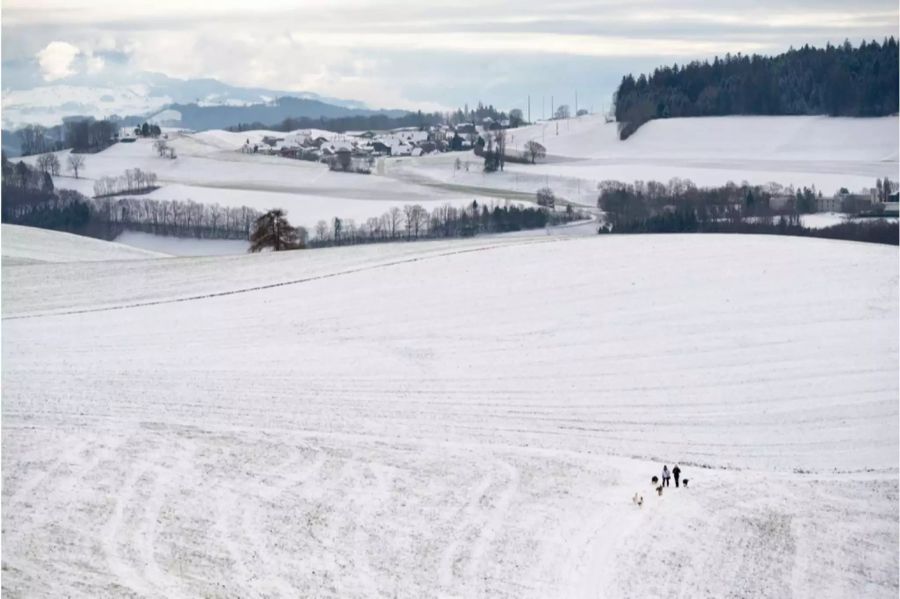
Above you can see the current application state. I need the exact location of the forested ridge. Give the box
[614,38,899,139]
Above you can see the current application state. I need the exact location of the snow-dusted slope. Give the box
[1,224,168,264]
[508,114,899,162]
[25,136,503,230]
[2,234,897,598]
[397,114,899,206]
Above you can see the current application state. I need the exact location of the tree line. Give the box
[307,201,581,248]
[2,152,259,240]
[606,210,897,245]
[597,177,898,244]
[228,100,527,134]
[229,111,446,134]
[615,38,899,138]
[93,168,160,197]
[597,178,831,230]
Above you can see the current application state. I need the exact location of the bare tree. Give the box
[315,220,329,241]
[154,138,169,157]
[554,104,570,119]
[536,187,556,209]
[18,125,47,156]
[36,153,54,174]
[495,129,507,171]
[67,154,85,178]
[525,140,546,164]
[49,153,61,175]
[388,207,402,239]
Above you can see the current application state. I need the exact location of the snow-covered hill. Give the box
[399,114,899,206]
[1,224,168,264]
[19,114,899,250]
[507,114,899,162]
[23,134,509,232]
[2,233,897,597]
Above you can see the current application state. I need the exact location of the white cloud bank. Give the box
[35,41,80,81]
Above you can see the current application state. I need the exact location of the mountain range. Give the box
[1,70,403,131]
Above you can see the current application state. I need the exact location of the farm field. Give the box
[2,226,897,598]
[396,115,900,207]
[24,115,899,237]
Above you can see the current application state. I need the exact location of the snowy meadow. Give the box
[2,226,897,598]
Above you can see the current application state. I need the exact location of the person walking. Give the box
[673,465,681,488]
[662,465,671,487]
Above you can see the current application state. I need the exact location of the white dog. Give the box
[632,492,644,507]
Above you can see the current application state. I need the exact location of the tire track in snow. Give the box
[437,456,520,594]
[3,237,562,321]
[236,451,326,597]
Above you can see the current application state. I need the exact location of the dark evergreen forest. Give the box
[614,39,899,139]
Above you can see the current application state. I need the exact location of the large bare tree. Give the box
[525,140,546,164]
[66,154,85,178]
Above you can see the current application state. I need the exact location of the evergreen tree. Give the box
[249,209,302,252]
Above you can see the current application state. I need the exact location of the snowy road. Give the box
[2,231,898,597]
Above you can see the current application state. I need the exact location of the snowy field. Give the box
[21,114,899,231]
[396,115,899,206]
[1,224,168,264]
[2,228,897,598]
[28,135,506,231]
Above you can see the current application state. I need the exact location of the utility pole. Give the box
[551,95,554,120]
[542,96,545,120]
[527,95,531,124]
[575,91,578,116]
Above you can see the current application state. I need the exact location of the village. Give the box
[236,119,508,173]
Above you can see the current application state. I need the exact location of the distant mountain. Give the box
[0,70,388,130]
[146,97,407,130]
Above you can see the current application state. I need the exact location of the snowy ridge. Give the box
[508,114,899,162]
[1,224,168,264]
[2,233,897,597]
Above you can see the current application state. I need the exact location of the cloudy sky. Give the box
[2,0,898,113]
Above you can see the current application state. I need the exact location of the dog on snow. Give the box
[632,492,643,507]
[683,479,689,488]
[655,484,663,496]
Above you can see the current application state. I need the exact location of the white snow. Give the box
[22,115,898,234]
[401,115,899,205]
[799,212,899,229]
[27,136,514,231]
[1,85,173,129]
[1,224,168,264]
[2,233,897,597]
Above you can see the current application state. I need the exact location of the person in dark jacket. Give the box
[673,465,681,488]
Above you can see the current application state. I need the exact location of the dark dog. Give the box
[683,479,689,488]
[651,476,659,485]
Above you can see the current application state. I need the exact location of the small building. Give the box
[372,141,391,155]
[817,195,842,213]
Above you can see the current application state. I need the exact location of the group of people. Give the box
[660,464,683,488]
[637,464,687,506]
